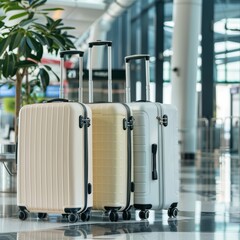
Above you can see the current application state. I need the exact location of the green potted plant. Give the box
[0,0,76,140]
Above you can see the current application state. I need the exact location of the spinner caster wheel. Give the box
[68,213,79,223]
[80,211,90,222]
[122,211,131,220]
[109,211,119,222]
[139,210,149,220]
[38,213,47,219]
[167,207,178,218]
[19,210,28,221]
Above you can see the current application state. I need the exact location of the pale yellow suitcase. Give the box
[88,41,134,222]
[17,51,93,223]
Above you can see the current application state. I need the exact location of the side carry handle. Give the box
[125,54,150,103]
[152,144,158,180]
[59,50,84,102]
[88,40,112,103]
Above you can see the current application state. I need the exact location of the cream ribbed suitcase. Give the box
[125,55,179,220]
[88,41,134,222]
[17,50,93,223]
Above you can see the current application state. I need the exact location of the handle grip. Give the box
[88,40,112,48]
[152,144,158,180]
[60,50,84,58]
[125,54,150,63]
[44,98,69,103]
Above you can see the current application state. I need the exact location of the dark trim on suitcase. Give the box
[122,103,134,212]
[77,102,91,214]
[134,204,152,211]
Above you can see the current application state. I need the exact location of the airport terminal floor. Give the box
[0,152,240,239]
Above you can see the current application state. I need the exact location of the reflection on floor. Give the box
[0,153,240,239]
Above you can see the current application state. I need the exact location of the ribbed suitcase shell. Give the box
[127,102,179,211]
[17,102,93,215]
[89,103,134,211]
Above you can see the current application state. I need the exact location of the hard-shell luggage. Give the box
[125,54,179,219]
[88,41,134,222]
[17,50,93,223]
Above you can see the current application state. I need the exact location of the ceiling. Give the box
[46,0,114,41]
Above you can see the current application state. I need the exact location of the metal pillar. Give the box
[155,0,164,103]
[171,0,202,158]
[201,0,214,121]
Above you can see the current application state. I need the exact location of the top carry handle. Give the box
[125,54,150,103]
[60,50,84,102]
[88,41,112,103]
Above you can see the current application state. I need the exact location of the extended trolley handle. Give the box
[88,40,113,103]
[125,54,150,103]
[59,50,84,102]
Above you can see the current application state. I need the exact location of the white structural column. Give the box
[171,0,202,157]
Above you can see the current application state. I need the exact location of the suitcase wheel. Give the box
[19,210,28,221]
[109,210,119,222]
[80,211,90,222]
[37,213,47,219]
[122,211,131,221]
[68,213,79,223]
[167,207,178,218]
[139,210,149,220]
[167,203,178,218]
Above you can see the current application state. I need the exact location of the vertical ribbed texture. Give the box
[18,103,73,213]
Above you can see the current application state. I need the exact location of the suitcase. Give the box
[125,54,179,219]
[88,41,134,222]
[17,50,93,223]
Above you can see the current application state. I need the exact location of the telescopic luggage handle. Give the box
[125,54,150,103]
[88,40,112,103]
[59,50,84,102]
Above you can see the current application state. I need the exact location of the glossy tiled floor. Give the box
[0,152,240,239]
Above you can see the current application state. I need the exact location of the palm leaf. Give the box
[9,12,28,20]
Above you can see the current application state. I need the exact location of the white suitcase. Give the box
[17,50,93,223]
[125,54,179,219]
[88,41,134,222]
